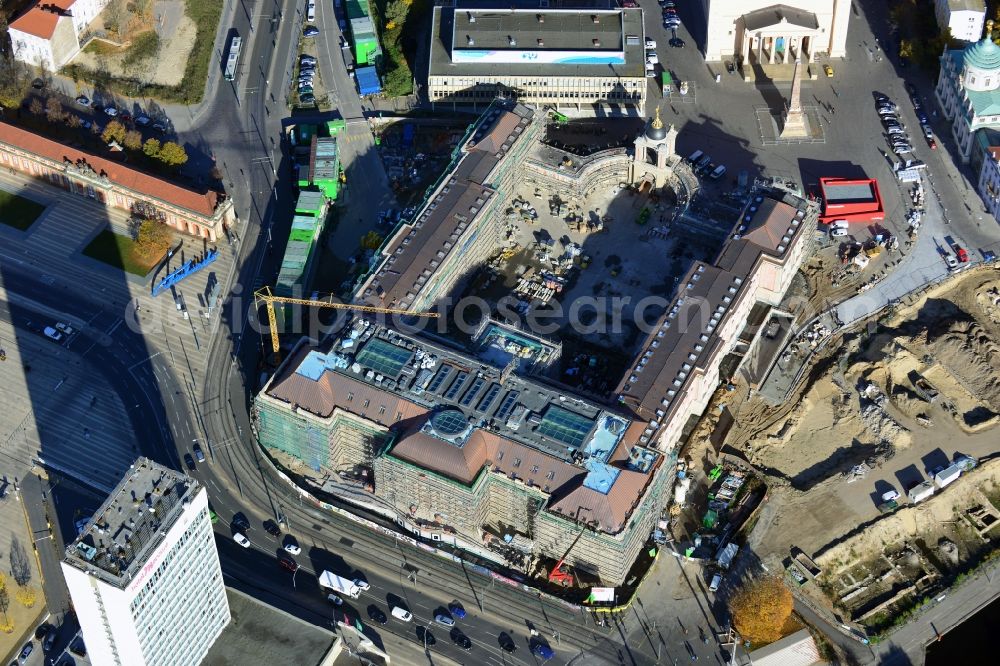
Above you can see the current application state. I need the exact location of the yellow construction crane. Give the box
[253,286,439,358]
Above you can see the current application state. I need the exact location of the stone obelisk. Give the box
[779,56,808,138]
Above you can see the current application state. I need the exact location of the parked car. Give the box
[881,489,900,502]
[103,106,118,117]
[233,532,251,548]
[391,606,413,622]
[709,573,722,592]
[232,512,251,531]
[298,86,314,95]
[926,136,937,150]
[328,593,344,606]
[434,613,455,627]
[669,37,685,48]
[646,52,659,65]
[726,60,735,74]
[831,227,849,237]
[263,520,281,537]
[300,55,317,64]
[299,93,316,104]
[448,602,467,619]
[283,541,301,555]
[184,453,196,471]
[823,64,833,77]
[151,122,167,133]
[954,245,969,262]
[645,38,656,49]
[43,627,57,651]
[278,557,298,572]
[18,642,33,663]
[69,638,86,657]
[43,326,64,342]
[303,25,320,37]
[368,606,388,624]
[75,95,90,107]
[945,254,959,269]
[55,322,75,335]
[135,115,151,126]
[193,442,205,462]
[34,624,52,640]
[307,3,315,21]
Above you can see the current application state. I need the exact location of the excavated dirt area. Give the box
[735,268,1000,560]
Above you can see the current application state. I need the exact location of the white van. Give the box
[391,606,412,622]
[687,150,704,164]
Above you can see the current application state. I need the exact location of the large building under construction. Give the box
[256,322,667,585]
[255,100,818,586]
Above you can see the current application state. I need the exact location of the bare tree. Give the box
[9,536,32,587]
[45,96,64,123]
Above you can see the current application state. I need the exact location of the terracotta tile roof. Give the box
[391,428,493,484]
[265,348,428,425]
[549,467,649,534]
[0,122,222,218]
[742,197,799,253]
[9,0,76,40]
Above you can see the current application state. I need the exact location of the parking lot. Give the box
[634,0,1000,307]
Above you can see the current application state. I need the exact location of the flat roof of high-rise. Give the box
[63,458,199,589]
[429,7,647,79]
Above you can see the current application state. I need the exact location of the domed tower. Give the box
[631,107,678,188]
[962,20,1000,92]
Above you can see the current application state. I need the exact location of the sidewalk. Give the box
[17,470,71,615]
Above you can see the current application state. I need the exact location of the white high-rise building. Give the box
[61,458,230,666]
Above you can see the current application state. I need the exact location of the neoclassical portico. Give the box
[738,6,820,67]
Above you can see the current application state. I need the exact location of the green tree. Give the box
[101,119,127,144]
[360,230,383,250]
[133,219,173,259]
[156,141,188,166]
[729,575,794,645]
[123,129,143,151]
[384,0,412,29]
[142,137,161,158]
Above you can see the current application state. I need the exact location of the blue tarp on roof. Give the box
[356,66,381,96]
